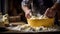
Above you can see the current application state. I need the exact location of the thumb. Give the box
[44,8,50,16]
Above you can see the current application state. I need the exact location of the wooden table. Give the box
[0,22,60,33]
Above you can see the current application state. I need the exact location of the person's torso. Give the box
[30,0,54,15]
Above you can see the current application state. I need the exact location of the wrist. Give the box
[25,9,31,14]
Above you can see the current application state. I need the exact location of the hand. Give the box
[44,8,56,18]
[25,10,31,19]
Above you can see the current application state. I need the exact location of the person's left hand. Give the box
[44,8,56,18]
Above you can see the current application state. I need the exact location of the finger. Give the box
[44,8,50,16]
[25,14,31,19]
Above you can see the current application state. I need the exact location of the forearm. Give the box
[21,0,31,14]
[51,3,60,11]
[22,5,30,13]
[21,5,31,18]
[51,0,60,11]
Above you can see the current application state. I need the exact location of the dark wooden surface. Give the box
[1,30,60,33]
[0,21,60,33]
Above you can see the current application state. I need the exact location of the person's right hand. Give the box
[25,10,31,19]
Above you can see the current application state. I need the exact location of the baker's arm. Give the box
[44,0,60,18]
[21,0,31,14]
[51,0,60,11]
[21,0,31,18]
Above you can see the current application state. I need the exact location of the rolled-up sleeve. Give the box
[56,0,60,3]
[21,0,30,6]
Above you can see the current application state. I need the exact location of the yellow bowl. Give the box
[27,18,55,27]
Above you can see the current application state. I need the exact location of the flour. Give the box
[30,15,48,19]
